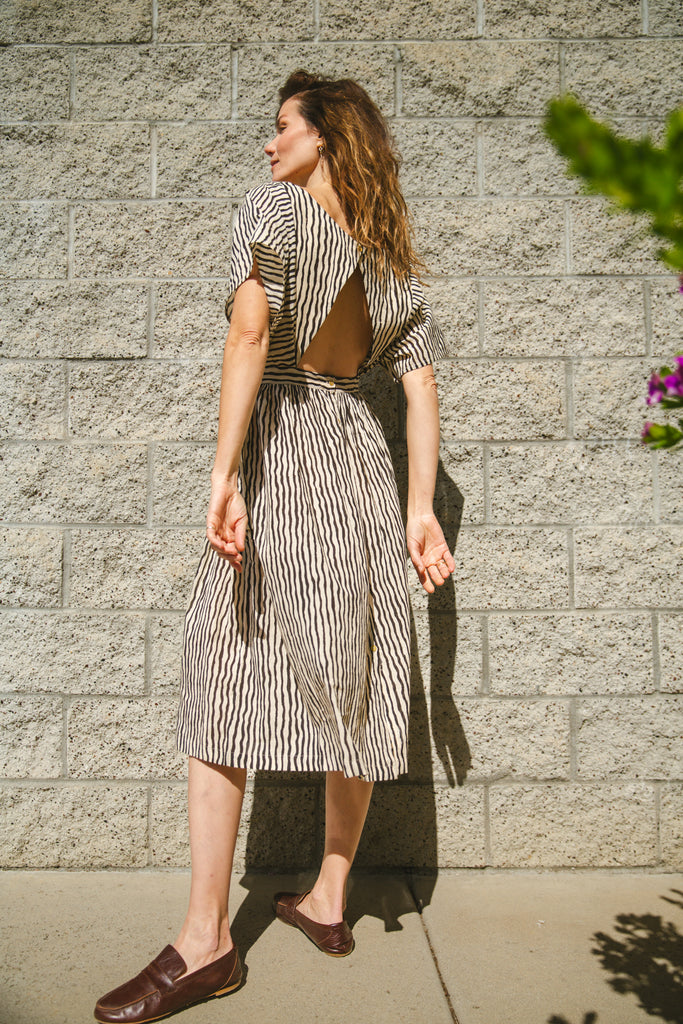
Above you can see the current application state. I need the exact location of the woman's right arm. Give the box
[206,260,270,571]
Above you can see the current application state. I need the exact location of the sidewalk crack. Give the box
[407,875,461,1024]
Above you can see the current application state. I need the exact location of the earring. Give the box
[318,144,324,157]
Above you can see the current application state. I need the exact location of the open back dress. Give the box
[176,180,446,782]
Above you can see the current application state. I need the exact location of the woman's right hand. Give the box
[206,476,248,571]
[406,512,455,594]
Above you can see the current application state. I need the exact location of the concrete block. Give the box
[150,780,319,870]
[0,362,64,439]
[659,448,683,522]
[489,612,655,696]
[573,358,655,440]
[422,278,479,358]
[237,44,395,118]
[149,613,184,696]
[391,441,483,528]
[489,782,657,867]
[400,42,559,117]
[74,201,233,277]
[0,47,69,120]
[67,698,185,779]
[649,0,683,33]
[391,120,477,197]
[357,782,486,868]
[488,442,654,524]
[0,203,67,278]
[154,281,227,359]
[0,784,148,867]
[158,0,313,42]
[413,697,570,783]
[152,443,213,525]
[659,614,682,693]
[565,41,683,117]
[74,45,232,121]
[483,278,646,357]
[412,526,569,611]
[410,611,482,698]
[483,119,579,196]
[0,611,146,694]
[0,124,150,199]
[69,362,220,441]
[0,443,147,523]
[660,784,683,869]
[650,278,683,356]
[0,1,152,43]
[69,527,202,610]
[571,198,662,274]
[156,122,273,198]
[0,281,148,359]
[411,199,565,275]
[436,360,566,441]
[0,527,62,608]
[319,0,475,39]
[0,697,62,778]
[576,697,683,780]
[574,527,683,608]
[484,0,641,37]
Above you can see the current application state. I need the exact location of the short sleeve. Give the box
[379,279,448,382]
[224,183,294,323]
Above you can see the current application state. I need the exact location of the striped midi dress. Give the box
[176,180,447,782]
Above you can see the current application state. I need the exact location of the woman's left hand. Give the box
[406,512,455,594]
[206,477,248,571]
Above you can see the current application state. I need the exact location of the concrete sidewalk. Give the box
[1,871,682,1024]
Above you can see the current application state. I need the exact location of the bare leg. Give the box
[173,757,247,975]
[297,771,374,924]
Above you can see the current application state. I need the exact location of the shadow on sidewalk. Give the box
[548,889,683,1024]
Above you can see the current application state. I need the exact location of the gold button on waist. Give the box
[325,377,336,389]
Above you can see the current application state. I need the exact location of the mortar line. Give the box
[393,45,403,117]
[67,204,75,281]
[477,279,485,356]
[149,124,158,198]
[312,0,320,42]
[475,119,484,196]
[651,610,661,693]
[151,0,158,45]
[480,612,490,695]
[568,697,578,780]
[565,528,573,606]
[476,0,484,36]
[405,876,462,1024]
[62,528,72,608]
[643,279,652,356]
[564,358,574,440]
[641,0,649,35]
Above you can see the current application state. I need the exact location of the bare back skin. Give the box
[296,188,373,378]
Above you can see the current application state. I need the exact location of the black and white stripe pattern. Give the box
[176,182,447,781]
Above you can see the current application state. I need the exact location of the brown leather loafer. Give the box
[93,943,242,1023]
[273,890,354,957]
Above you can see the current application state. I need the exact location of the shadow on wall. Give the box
[548,890,683,1024]
[232,370,470,946]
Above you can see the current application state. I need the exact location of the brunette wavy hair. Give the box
[278,69,426,281]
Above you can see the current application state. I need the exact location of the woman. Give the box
[94,69,454,1024]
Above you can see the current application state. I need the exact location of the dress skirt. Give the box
[175,367,412,782]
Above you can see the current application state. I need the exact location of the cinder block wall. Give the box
[1,1,682,872]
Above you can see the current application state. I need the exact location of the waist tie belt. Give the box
[260,366,360,392]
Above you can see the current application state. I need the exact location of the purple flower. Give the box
[664,373,683,396]
[647,373,665,404]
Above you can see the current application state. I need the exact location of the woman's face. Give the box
[265,97,323,185]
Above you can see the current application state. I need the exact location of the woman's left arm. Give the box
[402,364,455,593]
